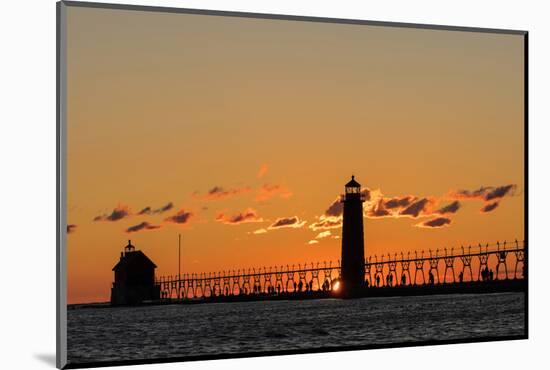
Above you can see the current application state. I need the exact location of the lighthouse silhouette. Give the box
[340,175,366,297]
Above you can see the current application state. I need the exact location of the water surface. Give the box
[68,292,525,364]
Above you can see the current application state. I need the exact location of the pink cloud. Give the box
[126,222,162,233]
[309,216,342,231]
[448,184,517,201]
[194,186,251,201]
[256,184,293,202]
[257,164,269,178]
[415,217,452,228]
[165,209,193,225]
[215,208,264,225]
[93,204,131,222]
[481,202,500,213]
[268,216,306,230]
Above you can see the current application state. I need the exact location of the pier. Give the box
[155,240,526,303]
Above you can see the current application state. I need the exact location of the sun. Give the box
[332,281,341,292]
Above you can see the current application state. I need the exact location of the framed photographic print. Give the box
[57,1,528,368]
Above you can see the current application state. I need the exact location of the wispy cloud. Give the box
[436,200,461,215]
[415,217,452,228]
[485,185,517,201]
[194,186,251,201]
[155,202,173,213]
[67,224,77,234]
[250,216,306,235]
[399,198,435,218]
[257,164,269,178]
[362,190,445,220]
[313,181,516,231]
[215,208,263,225]
[325,197,343,217]
[126,222,162,233]
[94,205,131,222]
[138,202,174,215]
[256,184,293,202]
[252,228,268,234]
[307,240,319,245]
[315,230,332,239]
[165,210,193,224]
[448,184,517,215]
[361,188,372,201]
[137,207,152,215]
[449,184,517,201]
[365,198,392,218]
[309,216,342,231]
[481,202,499,213]
[268,216,306,230]
[384,196,415,209]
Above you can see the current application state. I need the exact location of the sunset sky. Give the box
[66,6,524,304]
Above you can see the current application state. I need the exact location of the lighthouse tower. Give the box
[340,175,366,297]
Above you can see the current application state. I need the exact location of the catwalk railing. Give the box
[156,239,526,300]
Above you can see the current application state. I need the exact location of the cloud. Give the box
[315,230,332,239]
[257,164,269,178]
[256,184,293,202]
[322,190,368,219]
[309,216,342,231]
[415,217,452,228]
[94,205,131,222]
[485,185,517,201]
[363,192,432,219]
[307,240,319,245]
[399,198,434,218]
[316,189,371,232]
[481,202,499,213]
[384,196,415,209]
[361,188,372,201]
[325,197,343,217]
[138,202,174,215]
[268,216,306,229]
[321,188,383,219]
[67,224,77,234]
[165,210,193,224]
[137,206,152,215]
[215,208,263,225]
[449,184,517,201]
[315,182,513,230]
[449,186,491,200]
[365,199,392,218]
[251,216,306,234]
[448,184,518,215]
[195,186,251,201]
[155,202,174,213]
[126,222,161,233]
[436,200,461,215]
[362,189,457,222]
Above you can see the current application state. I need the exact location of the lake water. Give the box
[67,292,525,365]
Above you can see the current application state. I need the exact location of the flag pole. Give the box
[178,233,181,299]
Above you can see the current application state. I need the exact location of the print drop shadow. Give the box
[34,353,56,367]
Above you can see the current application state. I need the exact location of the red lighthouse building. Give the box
[340,175,366,297]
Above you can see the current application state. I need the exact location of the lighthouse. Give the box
[340,175,366,297]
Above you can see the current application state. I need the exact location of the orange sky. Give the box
[65,6,525,304]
